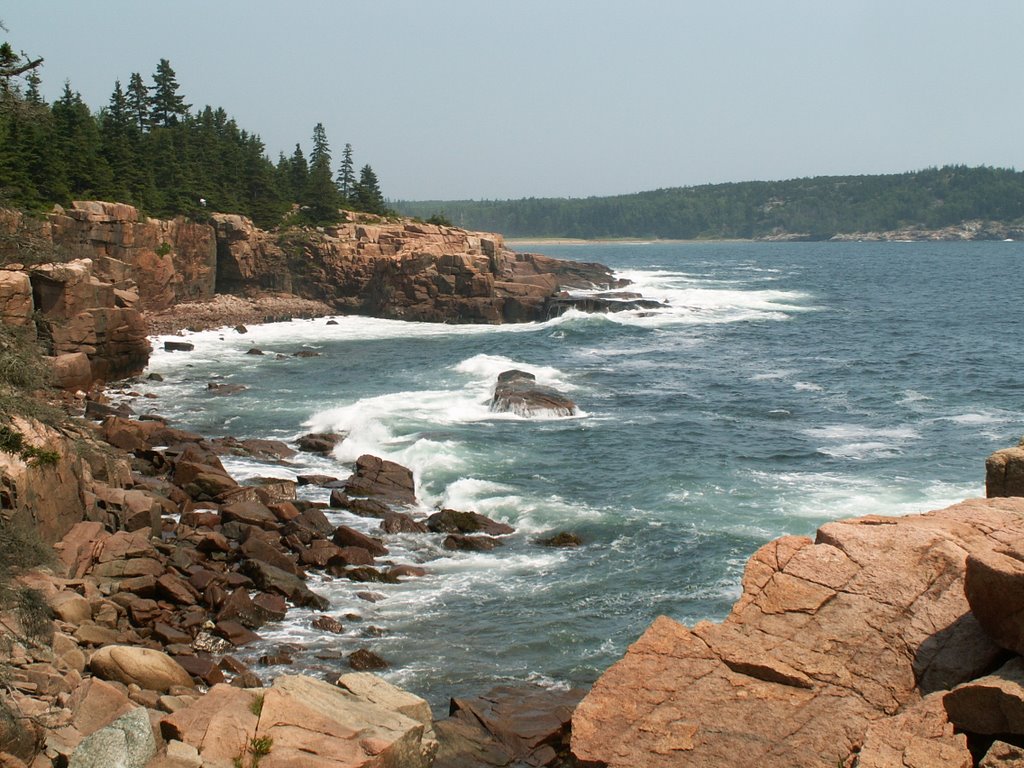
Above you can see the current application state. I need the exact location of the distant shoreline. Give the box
[506,237,752,246]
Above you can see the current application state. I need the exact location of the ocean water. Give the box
[132,240,1024,710]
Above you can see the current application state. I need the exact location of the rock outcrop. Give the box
[571,497,1024,768]
[213,214,621,323]
[490,370,577,417]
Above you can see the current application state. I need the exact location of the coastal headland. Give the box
[0,201,1022,767]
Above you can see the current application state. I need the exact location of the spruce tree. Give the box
[337,143,355,206]
[353,164,386,215]
[51,82,112,198]
[126,73,149,132]
[285,143,308,204]
[304,122,339,223]
[99,80,135,202]
[149,58,190,127]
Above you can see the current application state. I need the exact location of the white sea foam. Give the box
[804,424,921,460]
[750,470,980,522]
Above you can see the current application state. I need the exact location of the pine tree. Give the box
[337,143,355,205]
[304,122,339,223]
[149,58,190,128]
[126,72,149,132]
[353,164,386,215]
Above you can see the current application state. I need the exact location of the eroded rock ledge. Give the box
[572,496,1024,768]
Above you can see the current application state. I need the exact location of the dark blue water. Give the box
[136,240,1024,709]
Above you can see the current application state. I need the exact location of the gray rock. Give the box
[69,707,156,768]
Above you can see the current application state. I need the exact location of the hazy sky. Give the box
[4,1,1022,201]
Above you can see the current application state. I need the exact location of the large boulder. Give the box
[943,657,1024,736]
[68,707,155,768]
[489,370,576,417]
[965,541,1024,654]
[89,646,194,692]
[571,497,1024,768]
[343,454,417,506]
[161,675,436,768]
[436,684,583,768]
[986,443,1024,497]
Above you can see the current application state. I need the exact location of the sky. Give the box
[3,1,1022,201]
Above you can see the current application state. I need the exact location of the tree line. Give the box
[396,166,1024,240]
[0,41,389,229]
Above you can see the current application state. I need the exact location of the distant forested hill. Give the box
[395,166,1024,240]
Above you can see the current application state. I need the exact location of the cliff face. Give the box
[212,213,618,323]
[1,202,620,391]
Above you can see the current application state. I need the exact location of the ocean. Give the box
[133,240,1024,710]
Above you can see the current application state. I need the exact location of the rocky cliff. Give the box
[212,212,619,323]
[0,202,621,391]
[572,491,1024,768]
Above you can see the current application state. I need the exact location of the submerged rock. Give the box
[489,370,576,417]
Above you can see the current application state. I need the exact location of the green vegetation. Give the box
[0,27,390,228]
[396,165,1024,240]
[249,693,265,717]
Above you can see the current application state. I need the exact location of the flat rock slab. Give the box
[572,497,1024,768]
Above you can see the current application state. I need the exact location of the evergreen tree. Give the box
[149,58,189,127]
[99,80,135,202]
[23,70,41,104]
[285,143,308,204]
[304,122,339,223]
[51,82,111,198]
[337,142,355,205]
[353,164,386,215]
[126,72,149,132]
[0,35,42,94]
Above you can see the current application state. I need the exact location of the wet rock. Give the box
[332,525,389,557]
[297,473,339,486]
[295,432,344,454]
[311,615,344,634]
[174,655,225,686]
[220,499,280,531]
[163,340,194,352]
[343,566,400,584]
[489,369,576,417]
[438,684,584,768]
[343,454,418,506]
[381,512,429,534]
[388,564,428,580]
[245,347,263,355]
[206,381,247,395]
[426,509,514,536]
[348,648,388,671]
[329,490,392,518]
[443,534,504,552]
[239,559,329,610]
[536,531,583,547]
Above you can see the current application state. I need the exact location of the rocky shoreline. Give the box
[3,199,1024,766]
